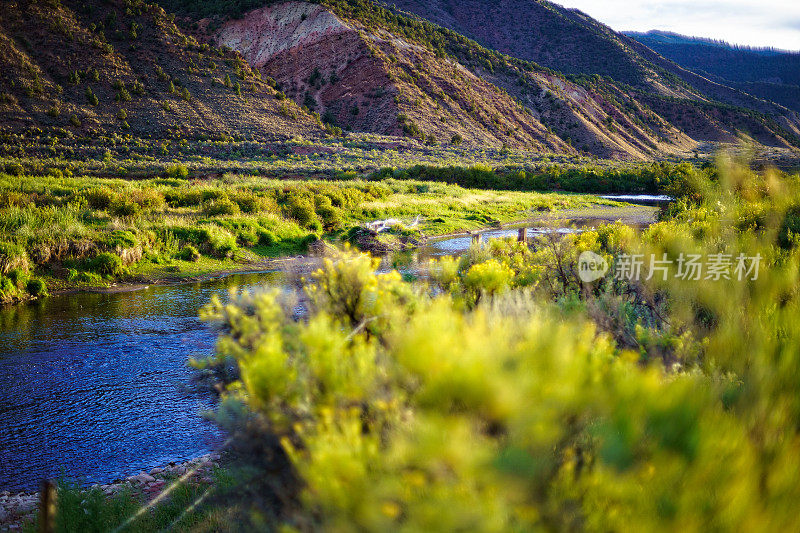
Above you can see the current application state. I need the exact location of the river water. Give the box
[0,202,663,491]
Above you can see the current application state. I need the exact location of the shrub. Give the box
[4,162,24,176]
[203,226,238,258]
[778,205,800,249]
[106,230,138,250]
[402,120,423,139]
[165,164,189,179]
[0,276,18,301]
[233,193,277,214]
[89,252,125,277]
[314,196,344,232]
[25,278,47,297]
[109,197,140,217]
[85,87,99,106]
[462,258,514,300]
[203,196,240,217]
[177,244,201,262]
[129,189,165,212]
[164,188,202,207]
[115,87,131,102]
[82,187,115,210]
[283,194,319,229]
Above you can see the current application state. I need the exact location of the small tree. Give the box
[85,87,99,106]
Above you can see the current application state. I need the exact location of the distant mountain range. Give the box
[1,0,799,160]
[626,30,800,114]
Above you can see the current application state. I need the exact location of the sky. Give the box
[553,0,800,51]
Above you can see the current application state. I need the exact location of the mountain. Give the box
[211,2,569,152]
[376,0,800,145]
[207,1,704,156]
[161,0,800,157]
[0,0,325,140]
[627,30,800,114]
[2,0,799,160]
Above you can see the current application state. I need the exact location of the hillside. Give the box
[2,0,798,159]
[0,0,324,140]
[378,0,800,147]
[213,2,568,151]
[627,31,800,114]
[168,0,707,158]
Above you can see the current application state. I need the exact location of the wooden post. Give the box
[39,480,56,533]
[517,227,527,243]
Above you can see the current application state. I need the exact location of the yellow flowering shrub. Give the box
[201,162,800,532]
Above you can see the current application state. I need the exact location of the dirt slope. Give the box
[215,1,569,150]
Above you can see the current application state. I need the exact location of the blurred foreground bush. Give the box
[200,158,800,531]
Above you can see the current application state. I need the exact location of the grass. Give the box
[0,170,620,299]
[21,473,233,533]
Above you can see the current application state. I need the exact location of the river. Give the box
[0,202,663,491]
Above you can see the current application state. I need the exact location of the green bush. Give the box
[109,197,140,217]
[89,252,125,277]
[203,226,238,258]
[283,193,319,228]
[106,230,138,250]
[177,244,201,262]
[164,188,203,207]
[165,163,189,179]
[0,276,19,301]
[82,187,115,209]
[203,196,240,217]
[25,278,47,297]
[232,192,277,214]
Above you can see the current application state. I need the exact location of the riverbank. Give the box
[37,204,659,298]
[0,453,221,531]
[3,171,636,304]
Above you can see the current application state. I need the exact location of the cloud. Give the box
[781,17,800,30]
[554,0,800,50]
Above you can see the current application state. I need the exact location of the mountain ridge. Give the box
[1,0,798,161]
[377,0,800,144]
[627,30,800,114]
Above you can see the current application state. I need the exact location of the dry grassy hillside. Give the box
[383,0,800,149]
[214,1,568,150]
[0,0,325,140]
